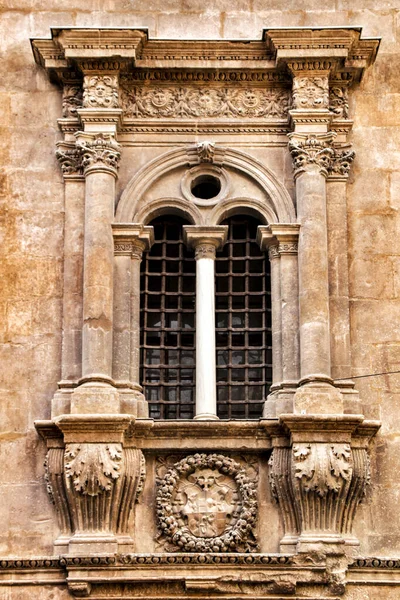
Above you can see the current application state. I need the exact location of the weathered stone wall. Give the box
[0,0,399,572]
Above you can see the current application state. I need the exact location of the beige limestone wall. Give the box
[0,0,400,562]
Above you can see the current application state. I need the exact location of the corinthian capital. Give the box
[55,141,83,177]
[288,132,336,177]
[330,145,355,178]
[83,74,119,109]
[76,132,121,175]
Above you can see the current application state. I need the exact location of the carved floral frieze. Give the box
[83,74,119,109]
[120,85,291,119]
[156,453,258,552]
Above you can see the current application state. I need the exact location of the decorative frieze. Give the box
[76,133,121,173]
[292,76,329,110]
[120,85,291,119]
[288,132,336,177]
[156,453,257,553]
[83,74,119,109]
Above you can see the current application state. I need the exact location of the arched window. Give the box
[216,216,272,418]
[140,214,272,420]
[140,216,196,419]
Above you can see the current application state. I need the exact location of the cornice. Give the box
[31,27,379,86]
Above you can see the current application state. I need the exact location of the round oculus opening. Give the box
[190,174,221,200]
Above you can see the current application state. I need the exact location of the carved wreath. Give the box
[156,453,257,552]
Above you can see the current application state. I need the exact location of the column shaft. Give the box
[269,246,283,389]
[82,169,116,381]
[195,248,217,419]
[113,253,131,382]
[280,249,300,384]
[130,252,142,386]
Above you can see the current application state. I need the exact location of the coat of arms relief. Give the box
[156,453,258,552]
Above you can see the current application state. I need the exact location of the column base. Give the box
[71,384,121,414]
[68,533,119,556]
[294,379,343,414]
[296,533,346,555]
[193,413,219,421]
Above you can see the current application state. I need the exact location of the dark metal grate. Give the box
[215,216,272,419]
[140,216,196,419]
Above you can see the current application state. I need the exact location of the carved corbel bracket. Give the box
[270,415,380,558]
[35,416,146,555]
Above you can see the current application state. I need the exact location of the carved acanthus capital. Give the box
[55,141,83,177]
[194,243,217,260]
[183,225,228,256]
[62,83,83,118]
[83,74,119,109]
[288,132,336,177]
[268,244,280,261]
[112,224,154,258]
[330,145,355,177]
[292,75,329,110]
[76,132,121,174]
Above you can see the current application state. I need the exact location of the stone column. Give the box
[183,226,228,420]
[256,228,282,417]
[327,144,359,412]
[53,141,85,417]
[258,225,300,416]
[70,70,123,414]
[112,224,154,417]
[288,66,343,414]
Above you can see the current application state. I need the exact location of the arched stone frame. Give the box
[114,144,299,418]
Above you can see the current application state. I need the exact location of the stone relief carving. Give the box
[156,453,257,552]
[65,443,122,496]
[55,142,83,176]
[330,146,355,177]
[293,443,352,497]
[329,86,349,119]
[62,84,83,118]
[77,133,121,172]
[83,74,119,108]
[194,244,217,260]
[292,76,329,110]
[197,141,215,163]
[288,133,335,176]
[120,85,291,119]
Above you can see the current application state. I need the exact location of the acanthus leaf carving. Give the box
[83,74,119,109]
[120,85,291,119]
[293,443,352,497]
[64,443,122,496]
[292,76,329,110]
[288,133,335,176]
[197,141,215,163]
[76,133,121,172]
[194,244,217,260]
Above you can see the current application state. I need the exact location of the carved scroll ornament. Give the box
[120,85,291,119]
[156,453,257,552]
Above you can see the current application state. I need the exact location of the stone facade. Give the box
[1,3,400,600]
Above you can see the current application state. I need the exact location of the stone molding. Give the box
[112,224,154,258]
